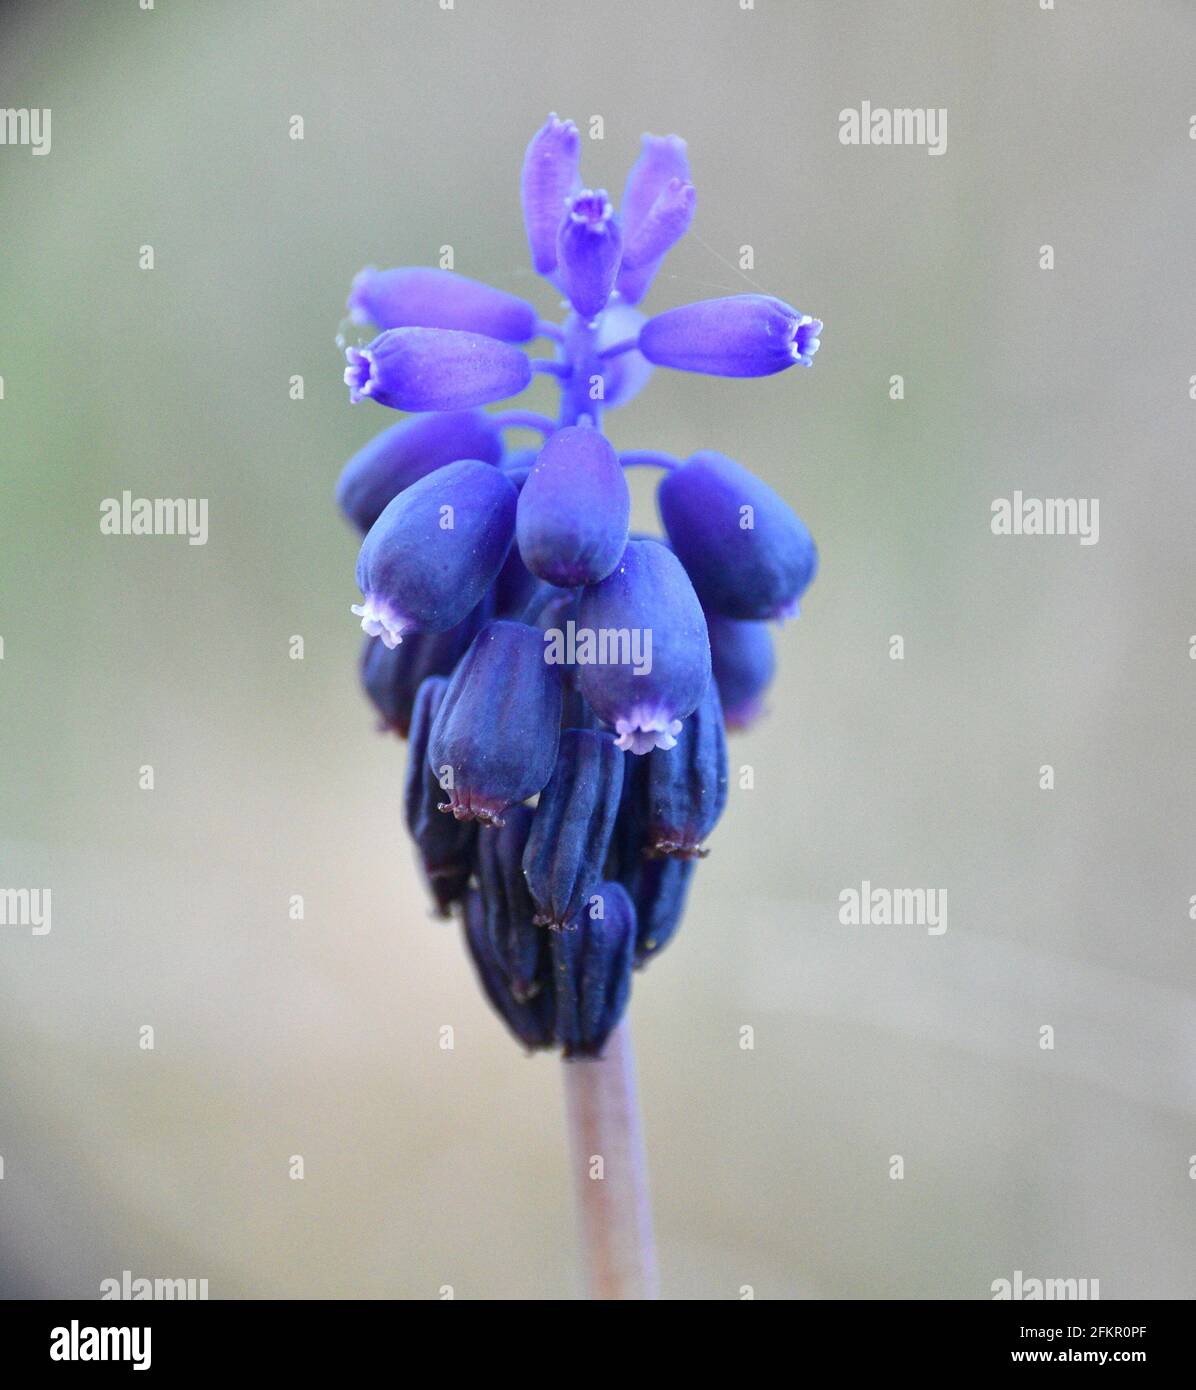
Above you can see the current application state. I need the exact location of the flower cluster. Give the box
[338,115,822,1058]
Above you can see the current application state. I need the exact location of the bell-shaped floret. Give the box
[353,459,516,648]
[427,620,563,825]
[658,451,817,621]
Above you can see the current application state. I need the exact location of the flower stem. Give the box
[619,449,681,473]
[492,409,556,435]
[562,1019,659,1300]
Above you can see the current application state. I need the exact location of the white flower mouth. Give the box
[613,706,684,754]
[352,595,412,648]
[344,346,377,403]
[789,315,822,368]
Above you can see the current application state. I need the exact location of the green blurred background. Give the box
[1,0,1194,1298]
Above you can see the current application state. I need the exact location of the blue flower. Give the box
[348,266,538,342]
[638,295,822,377]
[345,327,532,411]
[551,882,636,1059]
[658,451,818,621]
[427,620,563,826]
[523,729,625,929]
[557,190,622,321]
[576,538,711,754]
[336,114,828,1051]
[404,676,477,916]
[520,113,581,276]
[707,614,776,730]
[516,425,630,587]
[336,409,503,534]
[353,459,516,647]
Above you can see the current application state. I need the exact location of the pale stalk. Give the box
[562,1018,659,1299]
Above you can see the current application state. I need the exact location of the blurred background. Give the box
[1,0,1194,1299]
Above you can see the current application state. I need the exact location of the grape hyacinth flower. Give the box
[334,115,825,1299]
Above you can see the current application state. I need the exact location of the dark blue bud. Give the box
[707,613,776,729]
[462,889,556,1051]
[638,295,821,377]
[348,267,538,343]
[605,760,694,962]
[475,805,546,1003]
[618,177,696,305]
[551,881,636,1059]
[345,328,532,411]
[354,459,516,647]
[336,409,504,534]
[523,730,625,928]
[557,190,623,321]
[516,426,629,587]
[521,113,581,275]
[630,856,695,966]
[643,676,728,858]
[403,676,477,915]
[359,593,492,737]
[577,538,711,754]
[658,451,817,621]
[428,620,563,825]
[596,303,653,408]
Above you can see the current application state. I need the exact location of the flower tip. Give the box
[568,188,614,230]
[791,315,823,367]
[351,596,411,648]
[344,346,375,403]
[435,792,507,828]
[613,713,684,755]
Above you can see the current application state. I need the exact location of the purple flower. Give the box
[521,113,581,275]
[348,266,538,342]
[427,620,563,825]
[642,676,728,858]
[353,459,516,647]
[638,295,822,377]
[618,177,696,305]
[551,881,636,1059]
[462,889,556,1050]
[404,676,477,916]
[707,613,775,730]
[335,113,831,1052]
[336,409,503,534]
[475,804,545,1003]
[557,190,622,321]
[576,538,711,754]
[523,729,625,928]
[516,425,629,587]
[345,328,532,410]
[658,451,818,621]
